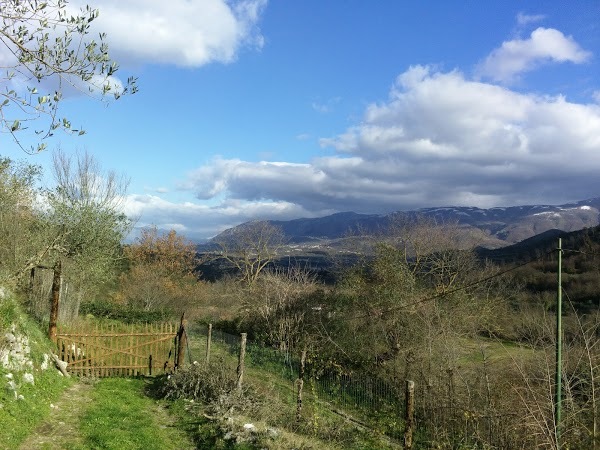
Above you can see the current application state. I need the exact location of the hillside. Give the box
[206,197,600,251]
[478,225,600,310]
[198,197,600,283]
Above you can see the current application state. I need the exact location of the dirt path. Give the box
[19,381,95,450]
[19,379,195,450]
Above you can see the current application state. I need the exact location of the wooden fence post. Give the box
[404,379,415,450]
[236,333,247,392]
[296,348,307,421]
[48,260,61,342]
[28,267,35,300]
[206,323,212,363]
[176,313,187,370]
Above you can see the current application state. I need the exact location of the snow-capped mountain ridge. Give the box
[209,197,600,250]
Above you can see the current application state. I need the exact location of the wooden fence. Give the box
[55,321,180,377]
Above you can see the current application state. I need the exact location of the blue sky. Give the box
[2,0,599,241]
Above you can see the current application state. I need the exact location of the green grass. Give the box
[0,291,74,449]
[74,378,192,450]
[0,369,73,449]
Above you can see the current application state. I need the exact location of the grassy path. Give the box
[18,378,194,450]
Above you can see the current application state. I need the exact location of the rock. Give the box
[4,373,13,380]
[17,394,24,401]
[41,354,50,371]
[23,373,34,385]
[5,380,17,400]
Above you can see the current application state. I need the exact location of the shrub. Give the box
[160,358,235,403]
[79,299,171,323]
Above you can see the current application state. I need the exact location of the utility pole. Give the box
[555,237,563,446]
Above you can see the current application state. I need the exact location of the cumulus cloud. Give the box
[177,65,600,229]
[72,0,267,67]
[477,27,591,83]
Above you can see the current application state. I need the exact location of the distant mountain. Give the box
[206,197,600,251]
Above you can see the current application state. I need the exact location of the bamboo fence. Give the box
[55,321,178,377]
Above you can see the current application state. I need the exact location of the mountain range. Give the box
[208,197,600,251]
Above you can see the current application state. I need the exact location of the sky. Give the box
[1,0,600,241]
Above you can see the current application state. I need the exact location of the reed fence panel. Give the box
[56,321,177,377]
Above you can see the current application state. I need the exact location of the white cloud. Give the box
[176,65,600,232]
[121,193,329,241]
[311,97,341,114]
[516,12,546,26]
[477,27,591,83]
[74,0,267,67]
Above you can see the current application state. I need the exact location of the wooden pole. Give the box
[236,333,247,392]
[404,379,415,450]
[28,267,35,301]
[48,260,61,342]
[555,237,563,445]
[296,348,307,421]
[206,323,212,363]
[176,313,187,370]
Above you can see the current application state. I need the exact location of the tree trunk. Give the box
[48,261,61,342]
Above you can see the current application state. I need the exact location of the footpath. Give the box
[18,379,194,450]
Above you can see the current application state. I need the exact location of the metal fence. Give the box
[184,323,402,433]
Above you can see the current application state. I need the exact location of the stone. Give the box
[41,354,50,371]
[23,373,34,385]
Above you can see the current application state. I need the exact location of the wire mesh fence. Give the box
[184,323,403,434]
[182,323,540,447]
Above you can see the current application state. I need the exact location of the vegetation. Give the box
[0,290,73,448]
[114,226,202,316]
[0,152,132,325]
[213,221,286,285]
[0,0,137,153]
[186,220,600,449]
[76,378,193,450]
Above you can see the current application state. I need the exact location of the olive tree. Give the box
[25,150,131,319]
[0,157,42,281]
[0,0,137,153]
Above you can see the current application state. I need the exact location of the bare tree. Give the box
[215,221,285,285]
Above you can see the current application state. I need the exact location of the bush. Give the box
[79,299,171,323]
[160,358,235,403]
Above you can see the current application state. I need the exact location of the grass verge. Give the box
[0,291,74,449]
[74,378,193,450]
